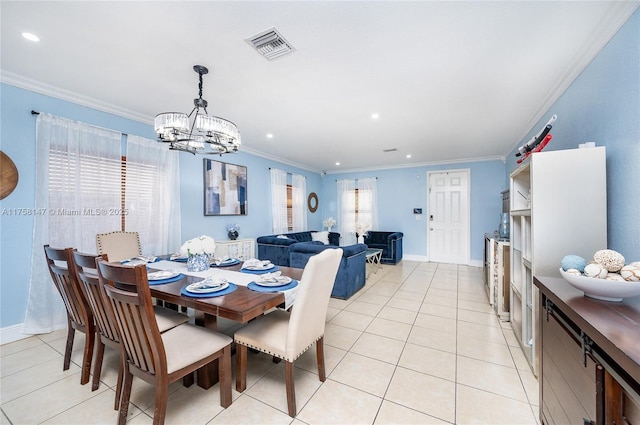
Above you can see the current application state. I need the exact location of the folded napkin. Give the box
[255,271,290,285]
[122,256,158,265]
[188,276,228,291]
[242,258,272,268]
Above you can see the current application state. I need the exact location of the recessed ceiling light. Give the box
[371,113,379,120]
[266,133,274,139]
[406,154,412,158]
[335,162,340,166]
[22,32,40,42]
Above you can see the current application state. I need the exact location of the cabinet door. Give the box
[541,299,602,424]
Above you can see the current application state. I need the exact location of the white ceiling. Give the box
[1,1,637,173]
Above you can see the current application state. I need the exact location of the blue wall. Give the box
[178,151,323,242]
[322,160,506,262]
[505,8,640,260]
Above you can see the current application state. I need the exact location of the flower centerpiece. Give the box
[226,223,240,240]
[355,222,371,243]
[323,217,336,232]
[179,235,216,272]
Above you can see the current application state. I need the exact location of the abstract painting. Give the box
[203,159,247,215]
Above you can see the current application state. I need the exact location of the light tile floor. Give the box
[1,261,540,424]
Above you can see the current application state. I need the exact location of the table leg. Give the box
[196,312,220,389]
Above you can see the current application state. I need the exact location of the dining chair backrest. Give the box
[44,245,92,330]
[44,245,96,385]
[96,231,142,262]
[285,248,342,360]
[73,251,119,344]
[96,260,166,377]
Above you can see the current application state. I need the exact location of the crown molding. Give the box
[503,2,640,159]
[1,71,153,125]
[323,154,505,175]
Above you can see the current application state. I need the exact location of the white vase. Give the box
[357,235,365,244]
[187,253,210,272]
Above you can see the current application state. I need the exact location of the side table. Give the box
[365,248,383,278]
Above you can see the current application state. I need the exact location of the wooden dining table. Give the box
[147,260,304,389]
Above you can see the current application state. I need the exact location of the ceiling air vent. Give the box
[246,27,295,60]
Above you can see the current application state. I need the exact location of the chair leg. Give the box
[80,328,95,385]
[285,361,296,417]
[118,368,133,425]
[63,323,75,371]
[92,337,105,391]
[235,344,247,392]
[218,345,232,408]
[114,353,126,410]
[153,380,169,425]
[316,337,326,382]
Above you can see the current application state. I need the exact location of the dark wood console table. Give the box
[534,276,639,425]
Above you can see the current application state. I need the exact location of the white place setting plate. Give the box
[186,278,229,294]
[243,261,275,271]
[255,276,292,287]
[147,270,180,281]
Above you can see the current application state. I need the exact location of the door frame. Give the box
[426,168,471,265]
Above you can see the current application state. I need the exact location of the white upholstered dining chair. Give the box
[96,231,141,262]
[234,248,343,417]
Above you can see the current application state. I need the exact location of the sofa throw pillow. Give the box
[311,231,330,245]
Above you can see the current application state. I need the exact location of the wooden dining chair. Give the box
[234,248,343,417]
[97,260,233,425]
[96,231,142,262]
[44,245,95,386]
[72,252,189,409]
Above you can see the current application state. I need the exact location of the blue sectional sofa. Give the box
[256,231,340,267]
[363,231,404,264]
[289,243,367,299]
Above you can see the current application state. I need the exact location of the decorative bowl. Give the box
[559,268,640,302]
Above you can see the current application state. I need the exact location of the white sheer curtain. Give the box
[270,168,288,234]
[337,179,357,245]
[291,174,307,232]
[24,114,122,334]
[125,135,181,255]
[357,177,379,231]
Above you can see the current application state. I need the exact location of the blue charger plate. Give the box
[147,273,185,285]
[211,258,240,267]
[248,280,298,292]
[180,283,238,298]
[240,265,280,275]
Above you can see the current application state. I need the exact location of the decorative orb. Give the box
[584,263,607,278]
[561,255,587,272]
[620,264,640,282]
[565,269,581,276]
[605,273,626,282]
[593,249,625,272]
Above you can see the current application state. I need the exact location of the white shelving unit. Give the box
[215,238,255,260]
[484,235,510,321]
[509,147,607,377]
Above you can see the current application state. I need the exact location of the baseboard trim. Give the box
[402,255,482,268]
[0,323,30,345]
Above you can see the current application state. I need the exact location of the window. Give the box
[337,178,378,245]
[270,169,307,234]
[26,114,181,335]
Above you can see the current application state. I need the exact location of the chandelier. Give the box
[154,65,240,155]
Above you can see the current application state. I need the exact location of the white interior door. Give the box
[428,170,470,264]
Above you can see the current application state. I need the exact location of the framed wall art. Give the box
[203,159,248,216]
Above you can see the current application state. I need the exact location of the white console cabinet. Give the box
[509,147,607,376]
[215,238,255,260]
